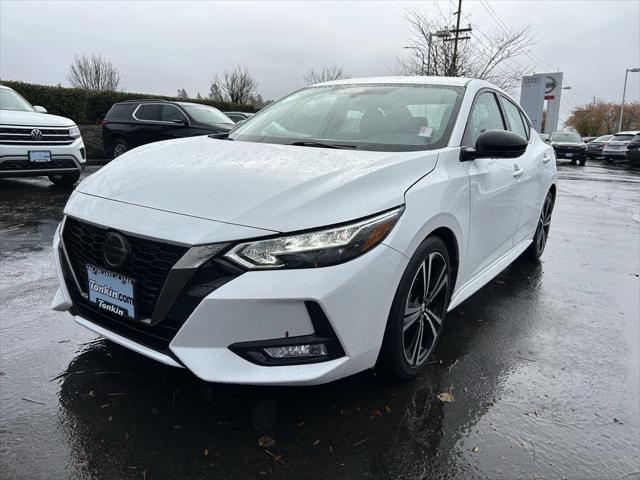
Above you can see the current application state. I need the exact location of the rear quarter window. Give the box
[104,104,134,120]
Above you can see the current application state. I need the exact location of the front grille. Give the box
[0,159,77,171]
[62,217,188,319]
[61,217,243,353]
[0,126,73,145]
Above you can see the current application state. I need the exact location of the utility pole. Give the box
[443,0,472,76]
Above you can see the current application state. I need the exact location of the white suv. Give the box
[0,84,85,186]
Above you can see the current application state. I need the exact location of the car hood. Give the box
[0,109,75,127]
[77,136,440,232]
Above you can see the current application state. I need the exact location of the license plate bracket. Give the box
[28,151,51,163]
[86,265,137,320]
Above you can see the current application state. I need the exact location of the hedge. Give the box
[1,80,256,124]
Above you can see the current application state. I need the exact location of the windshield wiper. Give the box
[290,140,357,150]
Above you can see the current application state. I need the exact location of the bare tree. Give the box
[176,88,189,99]
[209,66,258,104]
[67,54,122,91]
[303,65,347,85]
[396,8,535,90]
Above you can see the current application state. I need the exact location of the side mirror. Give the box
[461,130,528,161]
[171,117,188,126]
[33,105,47,113]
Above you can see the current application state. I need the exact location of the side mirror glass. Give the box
[33,105,47,113]
[461,130,528,161]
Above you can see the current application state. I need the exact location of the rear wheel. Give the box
[578,157,586,166]
[48,171,80,187]
[379,236,452,380]
[524,191,554,262]
[112,139,129,158]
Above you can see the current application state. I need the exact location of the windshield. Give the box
[180,103,233,125]
[229,84,464,151]
[551,132,582,143]
[611,134,634,142]
[0,88,34,112]
[594,135,612,142]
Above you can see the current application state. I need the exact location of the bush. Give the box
[78,125,107,160]
[1,80,256,124]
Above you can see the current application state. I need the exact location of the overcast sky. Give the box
[1,0,639,124]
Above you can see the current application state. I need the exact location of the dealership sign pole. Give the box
[520,72,564,134]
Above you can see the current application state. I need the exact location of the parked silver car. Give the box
[603,131,640,162]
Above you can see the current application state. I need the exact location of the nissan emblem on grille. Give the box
[30,129,43,141]
[102,232,130,269]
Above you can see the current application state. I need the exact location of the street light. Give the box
[404,29,450,76]
[619,67,640,131]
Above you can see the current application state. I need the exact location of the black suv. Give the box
[102,100,234,158]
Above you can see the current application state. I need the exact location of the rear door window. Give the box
[135,104,163,122]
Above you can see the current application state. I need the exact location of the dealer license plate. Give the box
[86,265,136,320]
[28,151,51,163]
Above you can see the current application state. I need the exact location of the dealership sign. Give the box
[520,72,564,134]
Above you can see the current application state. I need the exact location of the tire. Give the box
[111,139,129,159]
[578,157,586,166]
[48,171,80,187]
[378,236,452,381]
[570,159,577,165]
[523,191,554,262]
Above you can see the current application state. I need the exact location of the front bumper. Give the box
[52,220,408,385]
[553,147,586,159]
[0,137,85,178]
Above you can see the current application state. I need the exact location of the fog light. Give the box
[263,344,328,359]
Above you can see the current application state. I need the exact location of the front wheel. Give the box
[378,236,452,380]
[48,171,80,187]
[578,158,586,166]
[523,191,554,262]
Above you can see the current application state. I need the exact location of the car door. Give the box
[463,90,523,281]
[159,104,192,140]
[132,103,165,146]
[498,95,547,245]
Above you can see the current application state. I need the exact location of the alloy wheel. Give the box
[402,252,449,367]
[536,195,553,255]
[113,142,127,158]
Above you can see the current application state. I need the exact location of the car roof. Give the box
[0,84,13,91]
[312,76,474,88]
[613,131,640,135]
[115,99,176,104]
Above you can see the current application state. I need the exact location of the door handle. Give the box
[513,165,524,177]
[543,154,552,163]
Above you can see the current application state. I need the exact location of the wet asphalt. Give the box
[0,161,639,480]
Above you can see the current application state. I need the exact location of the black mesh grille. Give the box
[0,159,77,171]
[61,217,242,353]
[62,217,188,319]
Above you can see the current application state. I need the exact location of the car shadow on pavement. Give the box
[53,259,544,480]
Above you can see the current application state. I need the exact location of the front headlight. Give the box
[68,125,81,138]
[225,207,404,270]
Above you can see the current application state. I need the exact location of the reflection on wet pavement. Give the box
[1,163,639,479]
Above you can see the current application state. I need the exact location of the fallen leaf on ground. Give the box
[437,392,455,402]
[313,440,320,446]
[204,448,209,456]
[472,446,480,452]
[258,435,275,448]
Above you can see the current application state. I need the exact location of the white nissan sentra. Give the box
[52,77,557,385]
